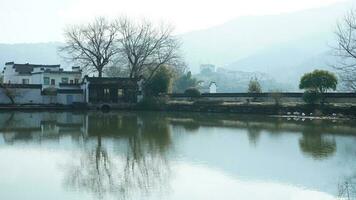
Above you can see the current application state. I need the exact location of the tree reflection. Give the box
[299,128,336,160]
[63,113,171,200]
[246,122,262,146]
[338,175,356,200]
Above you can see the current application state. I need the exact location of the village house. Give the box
[0,62,141,106]
[82,76,140,105]
[2,62,82,88]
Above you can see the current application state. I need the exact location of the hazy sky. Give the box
[0,0,348,43]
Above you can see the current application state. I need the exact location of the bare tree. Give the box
[334,9,356,91]
[114,17,182,82]
[59,17,118,77]
[0,84,19,104]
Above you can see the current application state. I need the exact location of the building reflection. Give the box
[0,112,172,200]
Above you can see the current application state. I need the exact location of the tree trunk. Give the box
[98,70,102,78]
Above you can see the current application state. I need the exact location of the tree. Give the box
[334,9,356,91]
[248,77,262,93]
[299,70,338,94]
[0,84,18,104]
[299,70,338,104]
[144,66,173,97]
[59,17,118,77]
[114,17,181,82]
[173,71,201,93]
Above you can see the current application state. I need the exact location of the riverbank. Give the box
[154,102,356,119]
[1,102,356,119]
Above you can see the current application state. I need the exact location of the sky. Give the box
[0,0,348,43]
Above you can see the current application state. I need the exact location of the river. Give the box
[0,111,355,200]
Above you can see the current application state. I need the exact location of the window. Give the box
[44,77,50,85]
[51,79,55,85]
[70,80,74,84]
[61,77,69,84]
[118,89,123,97]
[104,88,110,96]
[74,79,79,84]
[22,79,29,84]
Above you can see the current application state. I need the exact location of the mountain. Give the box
[0,42,63,71]
[225,35,337,83]
[0,2,352,91]
[180,1,351,86]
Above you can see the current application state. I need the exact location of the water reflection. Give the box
[339,175,356,200]
[299,127,336,160]
[63,113,172,199]
[1,111,356,200]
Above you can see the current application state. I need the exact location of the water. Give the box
[0,111,356,200]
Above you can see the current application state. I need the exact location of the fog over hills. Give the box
[0,1,352,91]
[180,1,350,86]
[0,42,63,69]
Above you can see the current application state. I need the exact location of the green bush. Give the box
[248,78,262,93]
[302,90,321,104]
[184,88,201,98]
[145,67,173,97]
[137,96,167,110]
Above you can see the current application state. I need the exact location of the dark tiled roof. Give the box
[84,77,137,82]
[0,84,42,89]
[31,71,81,75]
[10,63,60,75]
[84,77,137,84]
[57,89,83,94]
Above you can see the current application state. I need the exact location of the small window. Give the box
[104,88,110,96]
[118,89,123,97]
[61,77,69,84]
[51,79,55,85]
[22,79,29,84]
[70,80,74,84]
[74,79,79,84]
[44,77,50,85]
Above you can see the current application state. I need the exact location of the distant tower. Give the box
[209,82,217,93]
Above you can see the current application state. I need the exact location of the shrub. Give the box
[137,96,168,110]
[145,66,173,97]
[269,91,283,105]
[248,78,262,93]
[184,88,201,98]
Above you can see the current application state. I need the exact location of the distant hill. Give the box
[0,42,63,71]
[0,2,352,91]
[225,35,337,83]
[180,1,350,86]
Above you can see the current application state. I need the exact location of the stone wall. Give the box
[170,93,356,104]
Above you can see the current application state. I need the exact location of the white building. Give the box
[2,62,82,88]
[209,82,217,93]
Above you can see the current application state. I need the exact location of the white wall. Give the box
[42,73,82,88]
[2,63,82,87]
[0,87,42,104]
[0,87,84,105]
[3,64,18,84]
